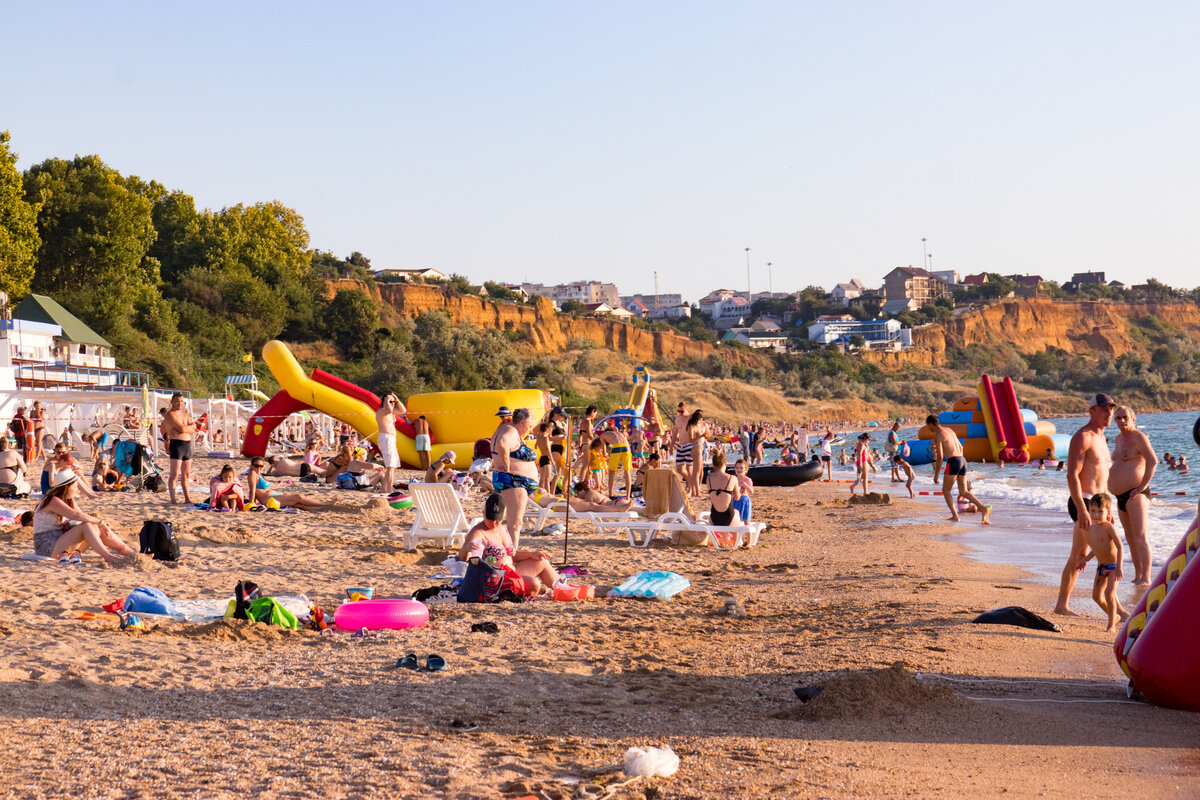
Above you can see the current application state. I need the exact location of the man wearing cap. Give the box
[1057,393,1116,616]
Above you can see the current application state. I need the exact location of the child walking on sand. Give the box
[1083,494,1129,633]
[892,454,915,498]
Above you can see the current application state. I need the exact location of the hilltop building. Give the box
[831,279,867,307]
[522,281,620,308]
[883,266,951,306]
[807,317,912,349]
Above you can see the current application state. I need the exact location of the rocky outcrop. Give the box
[878,298,1200,366]
[327,280,768,366]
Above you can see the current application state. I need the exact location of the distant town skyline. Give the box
[5,2,1198,302]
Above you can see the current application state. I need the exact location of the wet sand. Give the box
[0,468,1197,799]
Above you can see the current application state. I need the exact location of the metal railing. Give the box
[15,364,152,391]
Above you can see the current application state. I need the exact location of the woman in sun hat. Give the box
[32,472,135,564]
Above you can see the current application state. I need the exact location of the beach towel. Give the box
[641,469,694,520]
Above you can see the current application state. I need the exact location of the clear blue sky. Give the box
[4,1,1198,301]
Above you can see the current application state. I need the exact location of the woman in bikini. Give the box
[458,493,559,594]
[246,459,327,510]
[534,422,554,491]
[490,408,539,543]
[0,437,30,494]
[1107,406,1156,586]
[705,450,742,526]
[681,410,706,497]
[547,407,568,495]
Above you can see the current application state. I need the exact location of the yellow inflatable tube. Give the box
[261,338,388,437]
[407,389,549,469]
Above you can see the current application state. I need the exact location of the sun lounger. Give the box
[622,470,765,549]
[404,483,480,550]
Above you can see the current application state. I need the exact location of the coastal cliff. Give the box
[327,279,768,366]
[876,297,1200,365]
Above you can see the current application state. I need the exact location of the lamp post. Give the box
[767,262,773,296]
[745,247,751,302]
[921,237,928,271]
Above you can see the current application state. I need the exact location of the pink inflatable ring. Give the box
[334,598,429,631]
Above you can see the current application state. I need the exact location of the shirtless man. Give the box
[927,415,991,524]
[160,393,196,504]
[671,402,689,478]
[375,394,401,493]
[1056,393,1116,616]
[600,422,633,497]
[413,414,432,471]
[1107,405,1156,587]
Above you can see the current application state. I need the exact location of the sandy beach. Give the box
[1,466,1198,799]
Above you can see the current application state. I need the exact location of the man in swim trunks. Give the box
[1108,405,1156,587]
[375,394,402,493]
[160,393,196,505]
[491,408,539,542]
[600,420,633,497]
[927,414,991,524]
[672,402,689,477]
[1056,393,1116,615]
[413,415,432,471]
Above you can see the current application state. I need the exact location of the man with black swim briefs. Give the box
[161,393,196,505]
[927,414,991,524]
[1056,393,1116,616]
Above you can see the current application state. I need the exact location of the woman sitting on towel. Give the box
[208,464,245,510]
[247,459,327,511]
[32,472,135,564]
[458,494,558,595]
[704,450,742,526]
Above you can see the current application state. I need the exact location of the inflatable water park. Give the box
[242,340,548,469]
[903,374,1069,466]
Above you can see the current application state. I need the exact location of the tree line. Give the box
[0,131,391,391]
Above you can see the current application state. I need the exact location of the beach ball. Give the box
[389,493,413,510]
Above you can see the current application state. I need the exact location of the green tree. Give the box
[364,338,424,397]
[324,288,380,358]
[0,131,39,297]
[23,154,184,381]
[849,334,866,349]
[447,273,477,294]
[560,299,586,315]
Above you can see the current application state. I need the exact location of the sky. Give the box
[3,1,1199,302]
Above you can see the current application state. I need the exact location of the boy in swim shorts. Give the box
[892,454,915,498]
[1083,493,1129,633]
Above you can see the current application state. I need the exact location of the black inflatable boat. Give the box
[747,460,823,487]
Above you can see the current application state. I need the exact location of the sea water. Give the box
[786,410,1200,587]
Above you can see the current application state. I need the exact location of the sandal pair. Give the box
[396,653,446,672]
[57,551,82,564]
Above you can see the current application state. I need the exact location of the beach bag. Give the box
[902,442,911,459]
[125,586,176,616]
[457,557,507,603]
[245,597,301,629]
[336,471,371,490]
[143,473,164,493]
[138,520,180,562]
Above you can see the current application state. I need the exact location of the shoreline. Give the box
[1,461,1197,798]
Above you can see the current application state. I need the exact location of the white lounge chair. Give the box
[523,497,640,538]
[656,512,765,550]
[404,483,480,551]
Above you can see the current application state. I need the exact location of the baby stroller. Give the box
[113,437,166,492]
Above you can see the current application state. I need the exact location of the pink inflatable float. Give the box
[334,598,429,631]
[1114,517,1200,710]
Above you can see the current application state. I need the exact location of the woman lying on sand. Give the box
[458,494,558,594]
[33,473,134,564]
[247,459,327,511]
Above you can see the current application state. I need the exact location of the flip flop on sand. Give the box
[396,653,420,670]
[424,654,446,672]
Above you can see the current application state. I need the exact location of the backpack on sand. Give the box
[138,520,180,561]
